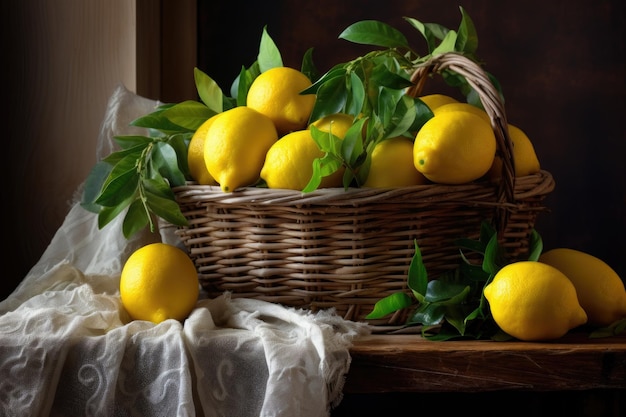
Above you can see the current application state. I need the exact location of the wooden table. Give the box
[331,332,626,415]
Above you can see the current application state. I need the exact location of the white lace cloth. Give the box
[0,86,370,417]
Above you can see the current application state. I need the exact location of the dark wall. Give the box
[198,0,626,279]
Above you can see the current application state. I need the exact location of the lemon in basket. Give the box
[364,137,429,188]
[488,123,541,179]
[484,261,588,341]
[120,242,199,324]
[539,248,626,326]
[413,110,496,184]
[247,66,316,135]
[187,114,220,185]
[309,112,355,139]
[204,106,278,192]
[260,129,343,190]
[418,94,459,111]
[433,102,491,125]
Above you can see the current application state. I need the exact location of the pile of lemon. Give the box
[187,66,542,193]
[485,248,626,341]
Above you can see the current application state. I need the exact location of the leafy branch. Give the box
[366,221,544,341]
[301,6,503,190]
[81,27,285,238]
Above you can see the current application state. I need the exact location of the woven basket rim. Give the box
[174,170,554,208]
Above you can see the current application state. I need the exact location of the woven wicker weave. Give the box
[173,52,555,325]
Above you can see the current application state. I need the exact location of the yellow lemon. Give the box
[433,102,491,126]
[413,111,496,184]
[187,114,220,185]
[260,129,343,190]
[120,242,199,324]
[484,261,588,341]
[418,94,459,111]
[488,124,541,179]
[204,106,278,192]
[363,137,429,188]
[539,248,626,326]
[247,66,316,135]
[309,113,355,139]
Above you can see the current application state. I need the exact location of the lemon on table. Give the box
[418,94,459,111]
[413,111,496,184]
[363,137,429,188]
[120,242,199,324]
[539,248,626,326]
[488,123,541,179]
[247,66,316,135]
[204,106,278,192]
[187,114,220,185]
[260,129,343,190]
[484,261,588,341]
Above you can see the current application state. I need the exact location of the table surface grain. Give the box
[344,331,626,393]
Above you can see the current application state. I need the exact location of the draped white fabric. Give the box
[0,86,370,417]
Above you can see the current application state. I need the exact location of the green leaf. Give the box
[370,64,413,90]
[168,133,191,178]
[162,100,213,131]
[143,178,189,226]
[527,229,543,261]
[408,303,445,327]
[234,65,256,106]
[339,20,409,49]
[305,153,344,193]
[97,195,134,230]
[456,6,479,55]
[122,199,150,238]
[407,240,428,295]
[113,135,153,150]
[407,98,434,133]
[102,144,146,165]
[81,161,113,212]
[482,233,501,275]
[258,26,283,73]
[365,292,413,319]
[457,260,490,282]
[383,95,417,139]
[456,237,485,255]
[308,75,348,122]
[194,67,224,113]
[479,220,497,245]
[149,142,187,187]
[345,72,365,116]
[431,30,458,56]
[95,154,140,207]
[130,109,189,133]
[301,65,346,95]
[424,281,469,304]
[445,305,471,335]
[341,119,366,165]
[463,304,485,323]
[404,17,451,54]
[300,47,318,83]
[309,125,343,154]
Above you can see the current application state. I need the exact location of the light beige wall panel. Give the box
[3,0,137,295]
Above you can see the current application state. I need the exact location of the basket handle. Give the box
[407,52,515,236]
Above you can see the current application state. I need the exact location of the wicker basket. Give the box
[173,52,555,325]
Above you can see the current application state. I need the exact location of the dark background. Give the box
[196,0,625,282]
[2,0,624,302]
